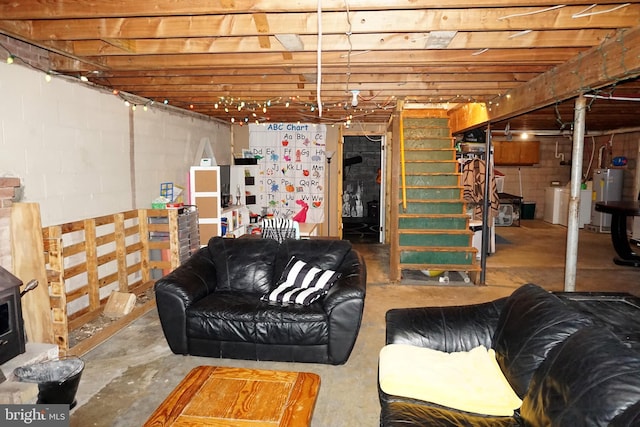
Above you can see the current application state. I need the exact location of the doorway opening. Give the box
[342,135,384,244]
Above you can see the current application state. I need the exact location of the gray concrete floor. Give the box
[69,220,640,426]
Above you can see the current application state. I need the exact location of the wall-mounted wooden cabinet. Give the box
[494,141,540,166]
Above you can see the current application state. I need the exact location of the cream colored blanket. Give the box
[379,344,522,417]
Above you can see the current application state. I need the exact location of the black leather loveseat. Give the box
[155,237,366,365]
[379,283,640,426]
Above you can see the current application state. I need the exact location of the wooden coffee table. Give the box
[143,366,321,426]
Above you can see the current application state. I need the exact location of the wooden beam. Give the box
[97,65,550,77]
[66,30,615,56]
[97,72,541,86]
[1,1,633,19]
[88,48,575,70]
[451,25,640,132]
[448,103,490,134]
[3,8,636,40]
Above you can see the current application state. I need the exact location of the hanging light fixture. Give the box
[351,90,360,107]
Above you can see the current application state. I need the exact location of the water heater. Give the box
[590,168,623,232]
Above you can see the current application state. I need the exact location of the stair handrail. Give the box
[400,114,407,210]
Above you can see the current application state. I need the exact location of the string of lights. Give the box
[0,39,390,127]
[1,40,394,126]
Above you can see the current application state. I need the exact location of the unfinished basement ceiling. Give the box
[0,1,639,133]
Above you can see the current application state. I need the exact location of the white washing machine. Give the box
[544,187,592,227]
[544,187,566,224]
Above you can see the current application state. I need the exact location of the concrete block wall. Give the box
[497,136,573,219]
[0,37,232,272]
[495,134,640,220]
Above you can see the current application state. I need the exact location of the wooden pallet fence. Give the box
[41,208,194,355]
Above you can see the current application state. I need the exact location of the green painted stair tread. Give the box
[398,199,467,206]
[404,153,454,161]
[404,172,462,182]
[400,251,477,265]
[404,184,462,190]
[403,147,455,151]
[401,184,461,188]
[404,150,456,157]
[404,176,461,182]
[402,129,450,138]
[403,139,453,148]
[398,212,468,217]
[403,184,461,190]
[398,217,468,230]
[402,200,465,210]
[401,201,465,206]
[399,245,477,253]
[400,263,482,273]
[405,171,460,175]
[403,197,465,202]
[405,176,460,187]
[403,189,463,200]
[403,119,449,127]
[399,228,472,234]
[403,156,455,162]
[405,164,457,174]
[403,126,449,132]
[402,206,466,215]
[399,233,471,247]
[403,148,455,153]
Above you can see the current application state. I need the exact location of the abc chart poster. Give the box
[248,123,327,223]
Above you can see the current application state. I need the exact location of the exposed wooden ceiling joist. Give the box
[0,1,638,130]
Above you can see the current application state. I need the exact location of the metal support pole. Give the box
[480,125,492,285]
[565,95,587,292]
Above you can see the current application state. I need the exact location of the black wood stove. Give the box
[0,266,26,365]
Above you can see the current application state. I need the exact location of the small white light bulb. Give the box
[351,90,360,107]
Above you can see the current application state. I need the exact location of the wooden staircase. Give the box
[390,109,481,284]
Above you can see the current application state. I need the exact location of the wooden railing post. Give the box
[84,218,100,312]
[138,209,151,284]
[114,212,128,292]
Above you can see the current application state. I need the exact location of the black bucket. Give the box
[14,357,84,408]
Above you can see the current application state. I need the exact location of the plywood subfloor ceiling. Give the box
[1,1,639,133]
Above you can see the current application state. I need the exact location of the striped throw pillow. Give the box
[278,257,323,288]
[261,257,341,305]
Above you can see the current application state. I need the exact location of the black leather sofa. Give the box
[154,237,366,365]
[379,283,640,426]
